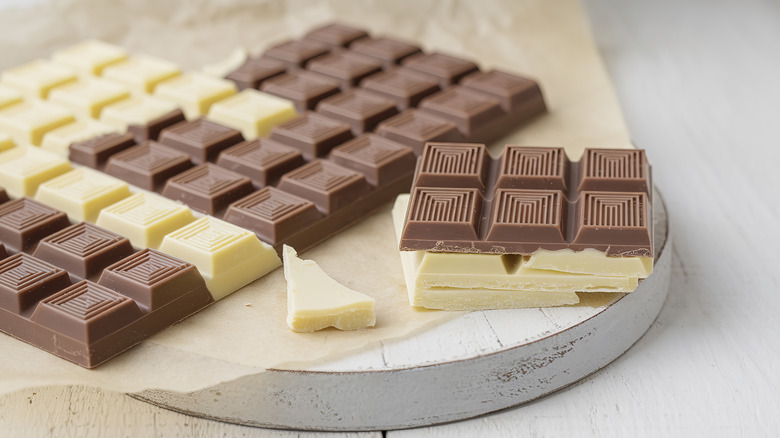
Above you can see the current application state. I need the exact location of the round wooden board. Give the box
[132,189,671,432]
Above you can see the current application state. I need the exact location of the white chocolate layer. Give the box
[154,73,236,119]
[206,89,297,139]
[102,55,181,95]
[40,119,117,156]
[35,167,130,222]
[97,193,195,249]
[0,100,76,146]
[0,59,78,99]
[160,217,281,300]
[283,245,376,333]
[51,40,128,76]
[100,95,178,132]
[48,78,131,119]
[0,146,72,198]
[525,248,652,277]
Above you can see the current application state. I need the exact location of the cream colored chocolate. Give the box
[100,95,178,132]
[0,100,75,146]
[201,48,248,78]
[283,245,376,333]
[40,119,117,156]
[102,55,181,95]
[154,72,237,119]
[0,84,23,110]
[206,89,297,139]
[525,248,653,278]
[0,132,13,152]
[160,216,281,300]
[35,167,130,222]
[0,146,72,197]
[48,78,131,119]
[51,40,128,76]
[97,193,195,249]
[0,59,77,99]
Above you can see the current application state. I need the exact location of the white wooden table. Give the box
[1,0,779,436]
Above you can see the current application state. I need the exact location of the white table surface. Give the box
[1,0,778,436]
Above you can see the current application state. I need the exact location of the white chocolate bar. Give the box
[0,59,77,99]
[35,167,131,222]
[0,100,75,146]
[206,89,297,139]
[97,193,195,250]
[0,146,72,198]
[51,40,128,76]
[48,77,131,119]
[102,55,181,95]
[154,72,237,119]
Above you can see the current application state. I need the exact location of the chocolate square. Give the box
[260,71,341,112]
[225,57,287,90]
[402,52,480,88]
[0,253,71,315]
[329,134,415,186]
[578,149,649,194]
[414,142,490,190]
[224,187,322,246]
[158,118,244,164]
[495,146,568,191]
[316,89,398,135]
[269,112,353,159]
[461,69,545,112]
[349,37,422,67]
[573,192,652,256]
[375,109,464,154]
[304,23,370,47]
[0,198,71,253]
[277,160,371,214]
[127,109,186,144]
[418,86,504,137]
[104,141,193,191]
[360,67,440,110]
[264,39,332,68]
[216,139,305,188]
[69,133,136,170]
[486,189,567,243]
[162,163,255,216]
[402,187,483,244]
[307,51,384,89]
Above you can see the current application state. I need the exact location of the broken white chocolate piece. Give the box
[283,245,376,333]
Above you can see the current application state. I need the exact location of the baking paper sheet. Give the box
[0,0,632,395]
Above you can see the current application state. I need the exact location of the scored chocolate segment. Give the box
[307,51,384,90]
[418,86,504,138]
[260,70,341,112]
[578,149,649,194]
[127,109,186,144]
[31,280,143,344]
[495,146,568,191]
[69,133,136,170]
[329,134,415,186]
[215,139,304,189]
[104,141,193,191]
[375,109,464,154]
[573,192,651,256]
[349,37,423,67]
[224,187,322,246]
[401,52,480,88]
[161,163,255,216]
[157,118,244,164]
[414,142,490,190]
[33,222,134,281]
[486,189,566,244]
[277,160,371,214]
[264,39,332,68]
[98,248,208,312]
[0,198,71,253]
[224,57,287,91]
[316,89,399,135]
[304,23,369,47]
[461,70,545,113]
[403,187,483,242]
[0,253,71,315]
[269,112,353,159]
[360,67,440,110]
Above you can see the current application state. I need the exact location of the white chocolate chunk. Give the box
[154,73,236,119]
[97,193,195,249]
[35,167,130,222]
[0,59,78,99]
[40,119,117,156]
[206,89,297,139]
[0,100,76,146]
[525,248,653,278]
[100,95,178,132]
[0,146,72,197]
[51,40,128,76]
[201,47,248,78]
[283,245,376,332]
[48,78,131,119]
[0,84,23,110]
[102,55,181,95]
[0,132,13,152]
[160,216,281,300]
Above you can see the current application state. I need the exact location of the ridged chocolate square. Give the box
[0,198,71,253]
[402,187,483,243]
[419,86,504,137]
[260,71,341,112]
[307,51,384,89]
[360,67,440,110]
[573,192,651,256]
[375,109,464,154]
[277,160,371,214]
[33,222,134,281]
[224,187,322,246]
[98,248,208,311]
[69,133,136,170]
[578,149,649,194]
[495,146,568,191]
[158,118,244,164]
[329,134,415,186]
[161,163,255,215]
[349,37,423,67]
[0,253,71,315]
[127,109,186,144]
[461,70,545,112]
[414,142,490,190]
[401,52,480,88]
[225,57,287,90]
[316,89,398,135]
[215,139,304,188]
[31,280,142,343]
[104,141,193,191]
[304,23,369,47]
[486,189,566,243]
[269,112,353,159]
[264,39,332,68]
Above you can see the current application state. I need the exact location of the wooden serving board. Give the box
[131,188,671,431]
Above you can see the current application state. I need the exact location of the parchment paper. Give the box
[0,0,632,395]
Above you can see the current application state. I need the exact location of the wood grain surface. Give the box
[1,0,779,436]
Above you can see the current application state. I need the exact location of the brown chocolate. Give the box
[375,109,464,154]
[161,163,255,216]
[0,198,71,253]
[316,89,398,135]
[260,70,341,112]
[277,160,372,215]
[349,37,423,67]
[224,56,287,90]
[418,85,504,138]
[306,50,384,89]
[401,52,480,88]
[304,23,369,47]
[328,134,416,186]
[0,188,9,205]
[0,253,71,315]
[360,67,440,110]
[127,109,186,144]
[158,118,244,164]
[104,141,193,191]
[264,39,332,68]
[269,112,354,159]
[215,139,305,189]
[69,133,136,170]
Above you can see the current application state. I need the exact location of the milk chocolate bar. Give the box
[400,144,652,257]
